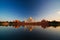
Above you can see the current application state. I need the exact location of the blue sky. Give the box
[0,0,60,21]
[0,0,40,21]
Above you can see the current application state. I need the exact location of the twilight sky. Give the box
[0,0,39,21]
[0,0,60,21]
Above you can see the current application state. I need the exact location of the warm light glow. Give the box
[56,11,60,14]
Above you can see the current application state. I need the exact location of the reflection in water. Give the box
[0,26,60,40]
[0,25,60,31]
[24,25,33,31]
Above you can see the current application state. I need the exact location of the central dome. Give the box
[24,17,35,23]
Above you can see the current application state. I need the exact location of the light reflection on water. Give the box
[0,26,59,35]
[0,26,60,40]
